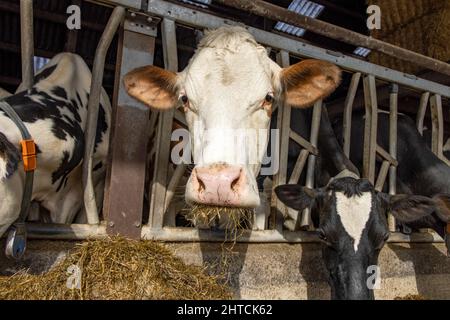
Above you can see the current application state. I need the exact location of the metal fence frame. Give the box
[18,0,450,244]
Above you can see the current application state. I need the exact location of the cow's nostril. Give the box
[197,178,206,193]
[231,176,240,191]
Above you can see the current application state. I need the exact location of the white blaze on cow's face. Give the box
[124,26,341,208]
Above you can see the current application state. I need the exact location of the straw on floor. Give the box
[0,237,232,300]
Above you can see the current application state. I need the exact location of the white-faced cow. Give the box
[124,26,340,222]
[0,52,110,236]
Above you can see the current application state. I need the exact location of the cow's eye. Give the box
[181,95,189,104]
[264,93,274,104]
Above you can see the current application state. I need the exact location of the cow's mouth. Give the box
[184,204,253,233]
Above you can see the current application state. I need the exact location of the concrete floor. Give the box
[1,240,450,299]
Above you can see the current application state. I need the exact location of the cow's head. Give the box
[124,26,340,209]
[276,176,450,300]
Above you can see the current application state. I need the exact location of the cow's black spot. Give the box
[33,65,57,83]
[0,132,20,179]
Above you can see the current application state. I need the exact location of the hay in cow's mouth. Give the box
[0,237,231,300]
[184,204,253,238]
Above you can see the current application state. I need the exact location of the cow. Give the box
[0,52,111,237]
[275,107,450,300]
[276,174,450,299]
[331,110,450,237]
[124,26,341,225]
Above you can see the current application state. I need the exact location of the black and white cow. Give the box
[275,106,450,300]
[332,110,450,237]
[0,52,111,236]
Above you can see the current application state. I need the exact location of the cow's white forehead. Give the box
[335,191,372,252]
[181,27,280,106]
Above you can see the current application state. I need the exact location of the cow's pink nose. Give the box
[192,164,245,206]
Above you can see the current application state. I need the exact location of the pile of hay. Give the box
[368,0,450,74]
[0,237,231,300]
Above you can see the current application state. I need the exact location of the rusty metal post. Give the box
[362,75,378,184]
[343,72,361,157]
[82,6,125,225]
[148,18,178,229]
[300,100,322,229]
[103,11,157,238]
[18,0,34,92]
[388,84,398,231]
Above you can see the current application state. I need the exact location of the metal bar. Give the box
[148,18,177,229]
[100,0,450,97]
[430,94,444,158]
[82,6,125,225]
[416,92,430,135]
[270,50,291,232]
[18,0,34,92]
[300,100,322,229]
[362,75,378,184]
[388,84,398,232]
[24,223,444,243]
[288,149,309,185]
[376,145,398,166]
[164,164,187,214]
[375,161,389,192]
[343,72,361,157]
[289,130,318,156]
[214,0,450,77]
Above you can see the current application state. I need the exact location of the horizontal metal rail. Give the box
[97,0,450,98]
[215,0,450,77]
[25,223,444,243]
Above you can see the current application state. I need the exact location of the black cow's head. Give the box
[275,176,450,300]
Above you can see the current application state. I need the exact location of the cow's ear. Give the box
[124,65,178,110]
[280,59,341,108]
[275,184,318,211]
[385,194,436,222]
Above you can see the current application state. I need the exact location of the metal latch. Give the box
[5,222,27,260]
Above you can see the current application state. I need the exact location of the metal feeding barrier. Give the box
[13,0,449,244]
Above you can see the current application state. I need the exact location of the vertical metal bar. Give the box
[375,161,390,191]
[388,84,398,232]
[270,50,291,232]
[164,164,187,215]
[430,94,443,158]
[343,72,361,157]
[82,6,125,225]
[148,18,178,229]
[300,100,322,229]
[416,92,430,135]
[362,75,378,184]
[19,0,34,92]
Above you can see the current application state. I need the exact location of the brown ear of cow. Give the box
[281,59,341,108]
[123,65,178,110]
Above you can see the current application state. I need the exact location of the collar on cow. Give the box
[0,100,35,224]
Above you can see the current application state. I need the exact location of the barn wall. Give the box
[2,240,450,299]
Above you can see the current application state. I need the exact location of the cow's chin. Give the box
[184,204,254,231]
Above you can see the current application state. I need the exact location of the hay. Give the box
[0,237,232,300]
[368,0,450,74]
[184,204,253,238]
